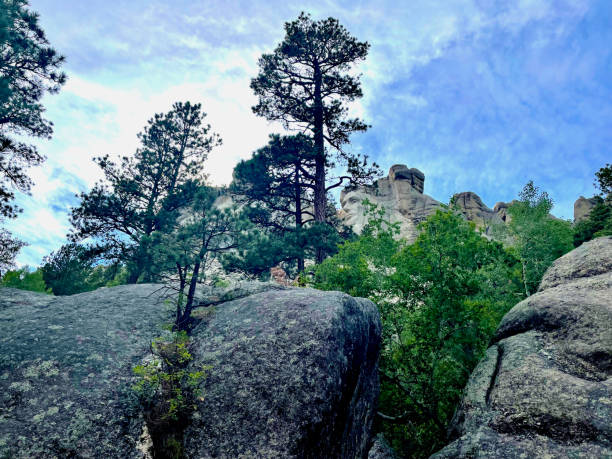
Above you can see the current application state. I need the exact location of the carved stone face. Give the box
[339,188,372,233]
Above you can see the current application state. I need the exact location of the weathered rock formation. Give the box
[574,196,599,222]
[452,192,504,232]
[339,165,440,242]
[432,236,612,458]
[340,165,507,241]
[0,283,381,458]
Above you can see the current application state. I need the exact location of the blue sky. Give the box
[6,0,611,266]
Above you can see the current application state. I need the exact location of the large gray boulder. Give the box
[0,283,381,458]
[432,236,612,458]
[0,284,169,458]
[184,288,381,458]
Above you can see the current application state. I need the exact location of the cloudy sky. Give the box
[6,0,611,266]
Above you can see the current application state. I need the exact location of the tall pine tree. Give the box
[70,101,221,283]
[250,13,379,261]
[231,134,316,272]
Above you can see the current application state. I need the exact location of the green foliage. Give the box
[315,200,400,297]
[40,243,128,295]
[251,12,379,250]
[315,203,524,457]
[497,181,573,296]
[0,0,66,219]
[573,196,612,247]
[574,165,612,247]
[0,229,26,278]
[132,331,208,457]
[70,102,221,283]
[595,163,612,198]
[151,186,248,330]
[1,266,51,293]
[230,134,316,273]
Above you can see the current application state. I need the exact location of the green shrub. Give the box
[132,331,208,457]
[316,204,524,457]
[1,267,51,293]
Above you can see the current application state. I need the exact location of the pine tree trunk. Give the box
[294,162,305,273]
[313,63,326,264]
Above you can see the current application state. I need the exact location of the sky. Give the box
[5,0,611,266]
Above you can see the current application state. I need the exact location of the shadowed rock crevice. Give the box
[484,344,503,406]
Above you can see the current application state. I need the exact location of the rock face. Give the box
[0,284,169,458]
[452,192,504,234]
[574,196,599,222]
[432,236,612,458]
[340,165,507,242]
[339,165,442,242]
[184,288,381,458]
[0,283,381,458]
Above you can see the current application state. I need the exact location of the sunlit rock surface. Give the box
[339,165,506,242]
[574,195,599,222]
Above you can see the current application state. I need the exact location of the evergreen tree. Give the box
[70,102,221,283]
[1,0,66,266]
[595,163,612,199]
[151,186,247,330]
[0,0,66,218]
[250,13,380,261]
[231,134,316,272]
[573,164,612,246]
[0,228,26,278]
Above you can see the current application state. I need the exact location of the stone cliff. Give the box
[339,165,507,242]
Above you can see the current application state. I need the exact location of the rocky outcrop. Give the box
[0,283,381,458]
[339,165,508,242]
[339,164,441,242]
[432,236,612,458]
[368,435,396,459]
[574,196,599,222]
[452,192,504,234]
[184,288,381,458]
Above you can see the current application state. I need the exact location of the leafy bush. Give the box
[316,204,524,457]
[495,181,573,295]
[1,267,51,293]
[132,331,208,458]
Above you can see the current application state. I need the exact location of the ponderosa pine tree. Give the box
[0,0,65,266]
[250,13,379,261]
[230,134,316,272]
[0,228,26,277]
[150,186,247,330]
[70,102,221,283]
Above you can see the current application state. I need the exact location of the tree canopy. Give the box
[70,101,221,282]
[315,203,524,457]
[230,134,316,272]
[497,181,573,296]
[0,0,66,219]
[0,0,65,270]
[251,12,379,261]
